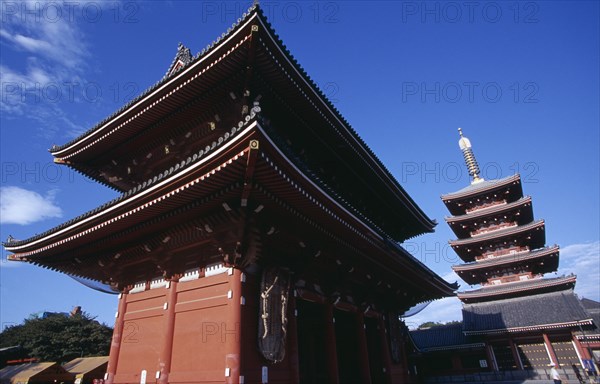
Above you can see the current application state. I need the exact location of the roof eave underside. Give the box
[449,220,545,247]
[50,7,261,157]
[464,319,594,335]
[5,121,455,297]
[445,196,533,224]
[458,276,577,298]
[4,116,262,252]
[452,245,560,272]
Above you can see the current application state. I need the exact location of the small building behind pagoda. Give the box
[3,4,457,384]
[410,129,600,383]
[0,362,75,384]
[63,356,109,384]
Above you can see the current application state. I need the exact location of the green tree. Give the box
[0,312,113,363]
[418,320,462,329]
[417,321,444,329]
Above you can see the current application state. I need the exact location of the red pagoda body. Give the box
[4,5,456,384]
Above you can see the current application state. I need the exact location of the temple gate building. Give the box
[411,129,599,382]
[4,5,456,384]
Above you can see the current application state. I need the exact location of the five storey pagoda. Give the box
[439,129,595,372]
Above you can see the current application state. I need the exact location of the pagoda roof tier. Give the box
[46,4,434,240]
[5,117,455,306]
[452,245,560,285]
[457,274,576,303]
[445,196,533,239]
[462,289,592,335]
[441,175,523,216]
[449,219,546,261]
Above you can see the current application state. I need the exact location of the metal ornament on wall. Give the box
[258,267,291,363]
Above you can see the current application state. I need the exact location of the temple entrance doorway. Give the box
[297,300,329,384]
[365,316,386,383]
[334,309,362,384]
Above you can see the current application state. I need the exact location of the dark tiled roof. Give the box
[449,219,544,247]
[458,275,575,298]
[50,5,259,154]
[445,196,532,224]
[462,290,592,334]
[579,298,600,334]
[442,174,521,200]
[580,297,600,313]
[410,323,483,352]
[63,356,109,374]
[453,245,559,271]
[0,363,72,382]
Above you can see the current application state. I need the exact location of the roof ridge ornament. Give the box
[165,42,193,78]
[458,128,484,185]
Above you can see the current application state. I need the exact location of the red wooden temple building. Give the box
[4,4,457,384]
[410,129,599,381]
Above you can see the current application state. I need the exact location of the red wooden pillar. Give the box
[287,291,300,384]
[543,333,559,366]
[324,302,340,384]
[486,344,498,371]
[451,354,463,370]
[356,312,372,384]
[378,316,393,384]
[509,338,523,370]
[225,268,243,384]
[157,278,178,384]
[106,290,129,384]
[400,323,410,380]
[573,335,591,360]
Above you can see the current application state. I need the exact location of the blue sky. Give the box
[1,1,598,329]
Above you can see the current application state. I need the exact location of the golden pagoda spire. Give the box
[458,128,484,184]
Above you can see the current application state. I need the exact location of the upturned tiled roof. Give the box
[458,275,575,297]
[452,245,559,271]
[63,356,109,374]
[442,174,521,201]
[4,107,262,249]
[578,298,600,334]
[462,290,592,334]
[410,323,483,352]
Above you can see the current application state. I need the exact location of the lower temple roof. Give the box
[410,323,484,352]
[462,289,593,334]
[458,274,576,302]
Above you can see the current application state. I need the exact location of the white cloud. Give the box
[0,62,85,137]
[557,241,600,301]
[0,186,63,225]
[0,0,91,137]
[0,1,88,69]
[404,297,463,330]
[403,270,464,329]
[11,33,54,54]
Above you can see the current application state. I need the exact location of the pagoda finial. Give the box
[457,128,484,184]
